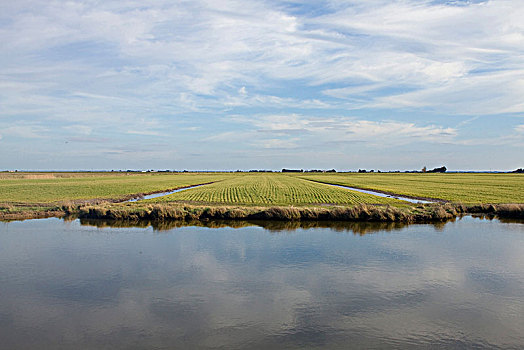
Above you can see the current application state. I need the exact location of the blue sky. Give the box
[1,0,523,171]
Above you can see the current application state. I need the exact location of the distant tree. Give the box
[282,169,303,173]
[427,166,447,173]
[422,166,427,173]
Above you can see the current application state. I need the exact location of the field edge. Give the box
[2,202,523,222]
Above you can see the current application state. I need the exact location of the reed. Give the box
[75,202,475,223]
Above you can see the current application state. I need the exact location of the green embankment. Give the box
[150,173,400,205]
[296,173,524,204]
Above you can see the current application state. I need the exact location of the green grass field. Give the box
[1,172,522,207]
[150,173,399,205]
[296,173,524,203]
[0,172,231,204]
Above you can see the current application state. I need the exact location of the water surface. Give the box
[321,182,436,203]
[127,184,204,202]
[0,217,523,349]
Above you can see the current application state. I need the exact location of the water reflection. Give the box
[0,217,523,349]
[78,218,432,235]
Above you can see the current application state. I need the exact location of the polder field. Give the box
[1,171,523,221]
[150,173,398,206]
[0,172,231,204]
[1,171,523,206]
[294,172,524,204]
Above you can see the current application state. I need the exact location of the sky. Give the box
[1,0,523,171]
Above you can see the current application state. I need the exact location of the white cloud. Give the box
[371,70,524,115]
[1,0,523,169]
[126,130,165,136]
[203,131,249,143]
[341,120,457,141]
[515,125,524,133]
[181,126,200,131]
[255,138,300,149]
[226,114,457,148]
[1,125,48,139]
[62,125,93,135]
[2,0,524,117]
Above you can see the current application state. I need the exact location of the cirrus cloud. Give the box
[1,0,523,170]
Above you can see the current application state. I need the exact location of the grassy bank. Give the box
[2,200,523,223]
[74,202,524,222]
[0,204,66,221]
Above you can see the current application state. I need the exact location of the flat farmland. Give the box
[1,172,523,208]
[152,173,400,205]
[296,173,524,203]
[0,172,232,204]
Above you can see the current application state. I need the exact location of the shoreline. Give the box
[2,202,523,223]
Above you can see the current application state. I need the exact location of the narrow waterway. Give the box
[0,216,523,349]
[319,182,437,204]
[127,184,204,202]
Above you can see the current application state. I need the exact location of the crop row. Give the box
[0,173,232,203]
[153,174,399,205]
[2,172,522,206]
[296,173,524,203]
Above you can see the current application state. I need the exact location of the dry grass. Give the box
[0,172,128,180]
[2,202,523,222]
[465,203,524,219]
[75,202,463,223]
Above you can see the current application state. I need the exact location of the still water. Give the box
[321,182,435,204]
[126,184,205,202]
[0,217,523,349]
